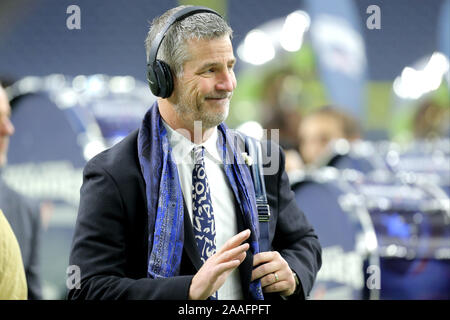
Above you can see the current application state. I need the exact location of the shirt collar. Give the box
[161,119,222,163]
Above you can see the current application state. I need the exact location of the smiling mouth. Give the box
[205,93,232,103]
[205,96,229,100]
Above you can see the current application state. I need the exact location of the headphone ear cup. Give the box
[158,60,174,98]
[149,60,173,98]
[147,63,160,97]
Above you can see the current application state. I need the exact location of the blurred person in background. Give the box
[260,70,303,151]
[0,82,43,299]
[298,106,361,168]
[0,209,27,299]
[260,70,305,174]
[412,99,450,140]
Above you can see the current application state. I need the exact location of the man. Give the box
[68,5,321,300]
[0,83,43,299]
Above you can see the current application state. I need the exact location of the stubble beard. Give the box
[173,91,231,131]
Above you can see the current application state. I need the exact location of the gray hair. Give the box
[145,5,233,77]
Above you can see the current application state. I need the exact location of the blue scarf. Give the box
[137,102,264,300]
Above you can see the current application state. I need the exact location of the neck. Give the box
[158,99,215,144]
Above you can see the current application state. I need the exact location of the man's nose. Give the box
[215,71,236,92]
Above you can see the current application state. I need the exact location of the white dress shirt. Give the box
[162,120,244,300]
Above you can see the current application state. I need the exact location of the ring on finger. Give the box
[274,272,279,282]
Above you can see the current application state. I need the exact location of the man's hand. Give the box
[251,251,296,297]
[188,229,251,300]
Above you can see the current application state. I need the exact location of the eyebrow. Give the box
[198,59,236,70]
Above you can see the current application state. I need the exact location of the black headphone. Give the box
[147,6,222,98]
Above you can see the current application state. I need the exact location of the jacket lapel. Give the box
[182,197,203,272]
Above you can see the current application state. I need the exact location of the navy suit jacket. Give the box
[68,129,321,300]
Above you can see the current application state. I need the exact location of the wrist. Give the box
[292,271,300,294]
[188,276,201,300]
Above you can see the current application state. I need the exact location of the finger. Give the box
[253,251,278,267]
[259,268,292,287]
[258,272,279,288]
[262,280,290,294]
[217,229,250,254]
[251,261,278,282]
[218,243,249,263]
[214,257,244,276]
[190,255,245,300]
[232,251,247,265]
[206,257,246,297]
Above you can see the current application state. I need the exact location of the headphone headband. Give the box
[148,6,222,65]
